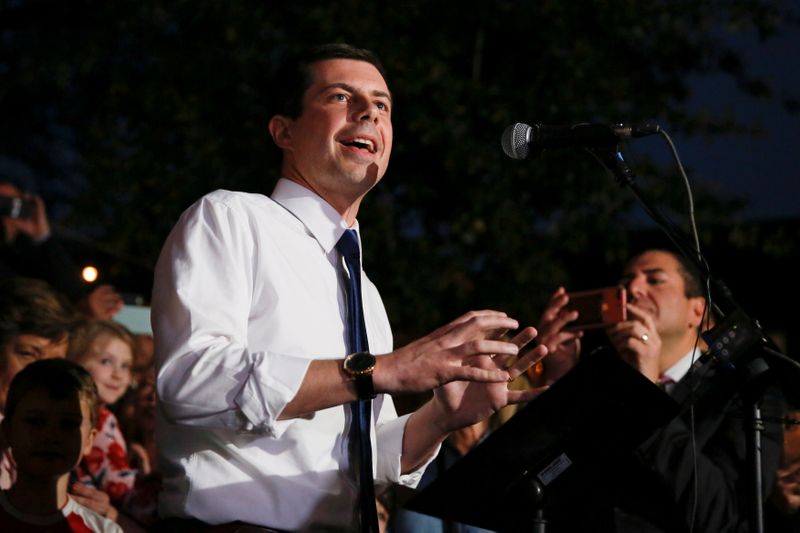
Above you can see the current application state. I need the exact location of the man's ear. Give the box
[268,115,293,150]
[688,296,707,331]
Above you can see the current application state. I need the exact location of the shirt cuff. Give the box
[236,350,312,439]
[376,413,441,488]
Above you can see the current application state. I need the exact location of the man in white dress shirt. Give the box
[151,43,547,532]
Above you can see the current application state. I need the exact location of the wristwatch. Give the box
[343,351,377,400]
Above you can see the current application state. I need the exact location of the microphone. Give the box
[501,122,661,160]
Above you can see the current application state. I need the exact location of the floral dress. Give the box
[74,405,136,502]
[72,405,158,525]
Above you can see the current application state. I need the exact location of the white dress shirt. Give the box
[151,179,426,531]
[659,347,702,395]
[662,347,702,384]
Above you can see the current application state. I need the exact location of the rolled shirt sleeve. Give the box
[153,193,311,438]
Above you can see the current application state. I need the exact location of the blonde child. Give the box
[68,320,157,527]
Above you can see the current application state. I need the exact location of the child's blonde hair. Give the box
[67,319,135,365]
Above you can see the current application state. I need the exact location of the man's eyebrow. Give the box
[321,82,393,103]
[620,267,667,279]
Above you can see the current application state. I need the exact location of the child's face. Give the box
[81,336,133,406]
[3,387,95,481]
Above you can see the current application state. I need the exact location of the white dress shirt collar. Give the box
[271,178,357,254]
[663,346,702,384]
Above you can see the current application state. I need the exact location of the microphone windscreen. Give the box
[501,123,531,160]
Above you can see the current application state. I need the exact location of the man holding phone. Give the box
[533,248,785,532]
[537,249,707,386]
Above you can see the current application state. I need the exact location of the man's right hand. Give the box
[606,302,662,383]
[397,312,548,474]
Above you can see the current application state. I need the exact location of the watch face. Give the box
[347,352,375,373]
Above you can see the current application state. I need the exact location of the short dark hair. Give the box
[671,251,705,299]
[628,248,705,298]
[3,358,99,426]
[0,277,78,349]
[271,43,388,119]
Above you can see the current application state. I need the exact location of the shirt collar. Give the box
[271,178,356,254]
[662,346,702,383]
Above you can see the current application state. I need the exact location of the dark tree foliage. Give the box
[1,0,796,342]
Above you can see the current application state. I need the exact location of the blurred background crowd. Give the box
[2,1,799,531]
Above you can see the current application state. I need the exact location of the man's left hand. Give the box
[606,302,662,382]
[430,326,548,433]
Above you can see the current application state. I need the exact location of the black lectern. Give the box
[405,348,680,532]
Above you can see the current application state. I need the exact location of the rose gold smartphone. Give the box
[564,286,627,331]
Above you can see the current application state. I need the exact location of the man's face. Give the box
[2,387,95,481]
[0,334,68,413]
[274,58,393,205]
[620,250,704,340]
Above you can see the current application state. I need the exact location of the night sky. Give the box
[642,24,800,221]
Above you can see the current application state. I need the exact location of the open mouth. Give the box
[340,137,377,154]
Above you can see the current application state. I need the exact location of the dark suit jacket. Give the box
[551,354,786,533]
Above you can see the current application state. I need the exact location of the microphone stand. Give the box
[518,477,547,533]
[590,146,798,533]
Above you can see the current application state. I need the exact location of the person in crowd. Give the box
[0,358,122,532]
[0,276,119,520]
[0,276,78,489]
[116,332,157,470]
[534,248,785,532]
[152,42,548,532]
[119,366,158,476]
[131,333,154,389]
[0,277,77,417]
[0,180,124,320]
[766,408,800,532]
[68,319,158,528]
[376,486,394,533]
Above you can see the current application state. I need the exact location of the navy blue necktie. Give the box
[336,229,378,533]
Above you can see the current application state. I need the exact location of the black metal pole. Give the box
[519,477,547,533]
[746,401,765,533]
